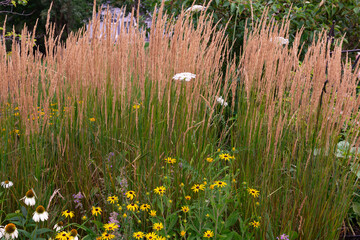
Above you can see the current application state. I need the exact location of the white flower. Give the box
[172,72,196,82]
[33,205,49,222]
[4,223,18,239]
[1,181,13,189]
[185,5,206,13]
[53,222,64,232]
[216,96,228,107]
[22,189,36,206]
[270,37,289,45]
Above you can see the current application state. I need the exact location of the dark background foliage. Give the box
[1,0,359,56]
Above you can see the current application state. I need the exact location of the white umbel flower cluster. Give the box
[186,5,206,13]
[216,96,228,107]
[172,72,196,82]
[270,37,289,45]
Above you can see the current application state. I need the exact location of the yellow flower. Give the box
[214,181,227,188]
[81,215,87,220]
[180,183,185,187]
[232,179,237,183]
[133,231,145,239]
[150,210,157,217]
[123,213,127,218]
[210,184,215,190]
[91,206,102,216]
[153,222,164,231]
[247,188,260,198]
[89,118,95,122]
[145,232,158,240]
[250,220,260,228]
[191,184,205,193]
[180,231,186,237]
[107,196,118,204]
[185,195,191,200]
[219,153,234,161]
[164,157,176,164]
[125,190,136,200]
[154,186,166,196]
[169,200,172,204]
[104,223,119,231]
[127,203,139,211]
[140,204,151,211]
[101,231,115,239]
[55,231,70,240]
[256,202,260,206]
[181,206,189,213]
[61,210,74,219]
[157,236,166,240]
[206,157,214,163]
[133,104,141,109]
[203,230,214,238]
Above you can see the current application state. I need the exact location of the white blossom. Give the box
[172,72,196,82]
[186,5,206,13]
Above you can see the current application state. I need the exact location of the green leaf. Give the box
[165,212,178,231]
[225,211,239,229]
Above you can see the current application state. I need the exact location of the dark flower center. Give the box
[36,205,45,213]
[70,229,77,236]
[58,221,64,226]
[26,189,35,198]
[5,223,16,234]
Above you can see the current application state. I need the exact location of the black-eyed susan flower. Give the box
[61,210,75,218]
[104,223,119,232]
[164,157,176,164]
[180,231,186,237]
[101,232,115,240]
[55,231,70,240]
[140,204,150,211]
[69,229,79,240]
[53,221,64,232]
[107,196,118,204]
[153,222,164,231]
[149,210,156,217]
[22,189,36,206]
[123,213,127,218]
[4,223,18,239]
[250,220,260,228]
[214,181,227,188]
[191,184,205,193]
[91,206,102,216]
[181,206,189,213]
[1,180,13,188]
[247,188,260,198]
[154,186,166,196]
[219,153,234,161]
[203,230,214,238]
[125,190,136,200]
[133,231,144,239]
[145,232,158,240]
[210,184,215,190]
[127,203,139,211]
[33,205,49,222]
[185,195,191,200]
